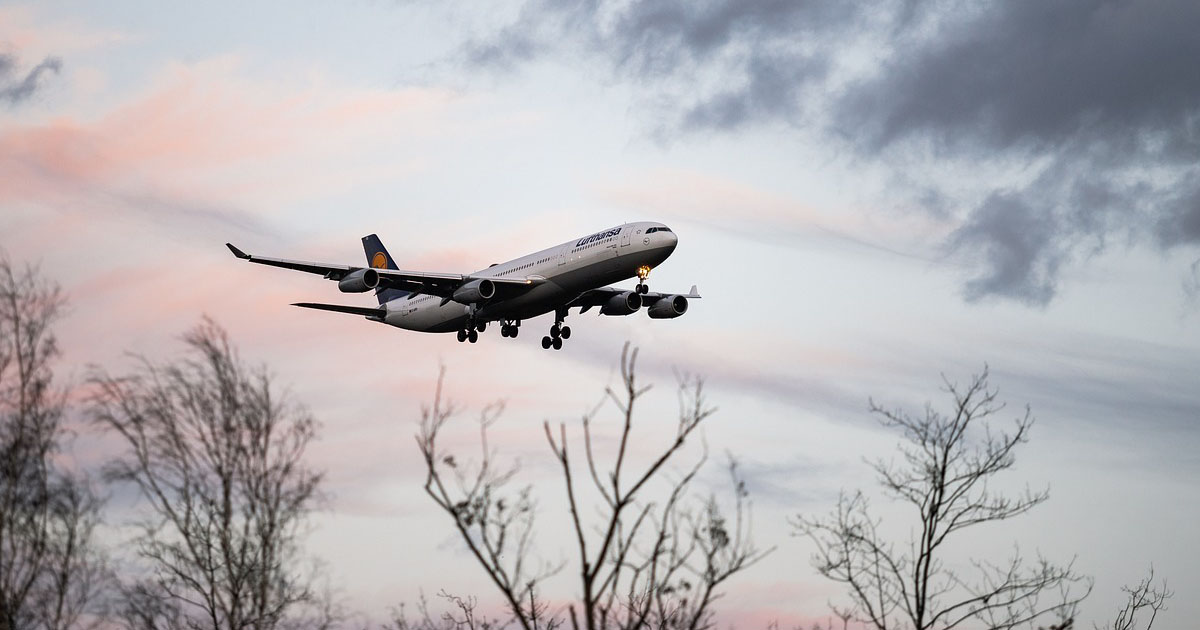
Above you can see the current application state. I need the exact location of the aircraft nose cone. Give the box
[667,232,678,250]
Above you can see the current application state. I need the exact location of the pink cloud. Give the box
[0,4,131,58]
[0,56,457,213]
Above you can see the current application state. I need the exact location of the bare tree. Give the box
[89,318,335,630]
[381,590,507,630]
[793,366,1090,630]
[115,580,186,630]
[416,344,770,630]
[830,604,854,630]
[1098,567,1170,630]
[0,256,109,630]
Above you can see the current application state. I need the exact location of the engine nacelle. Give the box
[338,268,380,293]
[600,291,642,316]
[452,278,496,304]
[647,295,688,319]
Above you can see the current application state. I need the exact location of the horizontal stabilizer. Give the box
[292,302,385,318]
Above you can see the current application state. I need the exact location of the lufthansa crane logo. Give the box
[371,252,388,268]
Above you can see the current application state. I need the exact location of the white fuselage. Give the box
[381,222,678,333]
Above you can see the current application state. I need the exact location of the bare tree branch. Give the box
[90,317,332,629]
[414,344,770,630]
[0,254,110,630]
[417,367,557,630]
[793,366,1091,630]
[1097,567,1171,630]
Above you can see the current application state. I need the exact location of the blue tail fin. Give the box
[362,234,410,304]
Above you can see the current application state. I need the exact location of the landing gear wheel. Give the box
[550,324,561,339]
[541,336,553,349]
[510,326,518,338]
[457,329,467,343]
[552,336,563,350]
[560,326,571,339]
[476,322,486,333]
[637,283,648,294]
[500,326,509,337]
[468,330,478,343]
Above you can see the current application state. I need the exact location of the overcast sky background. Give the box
[3,1,1199,627]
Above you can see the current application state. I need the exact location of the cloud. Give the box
[0,52,62,105]
[461,0,854,135]
[0,56,456,246]
[946,193,1063,305]
[836,0,1200,302]
[0,5,130,58]
[454,0,1200,305]
[1185,257,1200,312]
[595,167,953,262]
[837,0,1200,153]
[1159,179,1200,246]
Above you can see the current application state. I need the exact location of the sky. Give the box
[2,1,1198,627]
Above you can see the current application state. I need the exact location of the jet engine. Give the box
[647,295,688,319]
[338,268,379,293]
[452,278,496,304]
[600,291,642,316]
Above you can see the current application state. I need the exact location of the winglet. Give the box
[226,243,250,259]
[687,284,701,298]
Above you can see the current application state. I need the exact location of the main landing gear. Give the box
[636,264,652,294]
[541,308,570,351]
[457,320,487,343]
[500,319,521,338]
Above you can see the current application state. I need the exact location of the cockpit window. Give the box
[646,227,672,234]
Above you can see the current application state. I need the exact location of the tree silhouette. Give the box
[0,255,109,630]
[1099,567,1170,630]
[416,345,770,630]
[90,318,336,630]
[793,367,1090,630]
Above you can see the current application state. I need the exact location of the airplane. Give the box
[225,221,699,350]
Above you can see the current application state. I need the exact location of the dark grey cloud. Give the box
[455,0,1200,306]
[462,0,854,133]
[838,0,1200,153]
[941,141,1167,305]
[0,53,62,105]
[837,0,1200,303]
[680,51,828,132]
[948,193,1063,305]
[1159,179,1200,246]
[1185,258,1200,309]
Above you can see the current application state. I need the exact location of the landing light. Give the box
[637,265,651,280]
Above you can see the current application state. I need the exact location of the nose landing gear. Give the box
[500,319,521,338]
[636,265,652,294]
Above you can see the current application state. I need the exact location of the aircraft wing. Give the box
[572,284,701,313]
[227,243,540,298]
[292,302,386,318]
[226,243,356,279]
